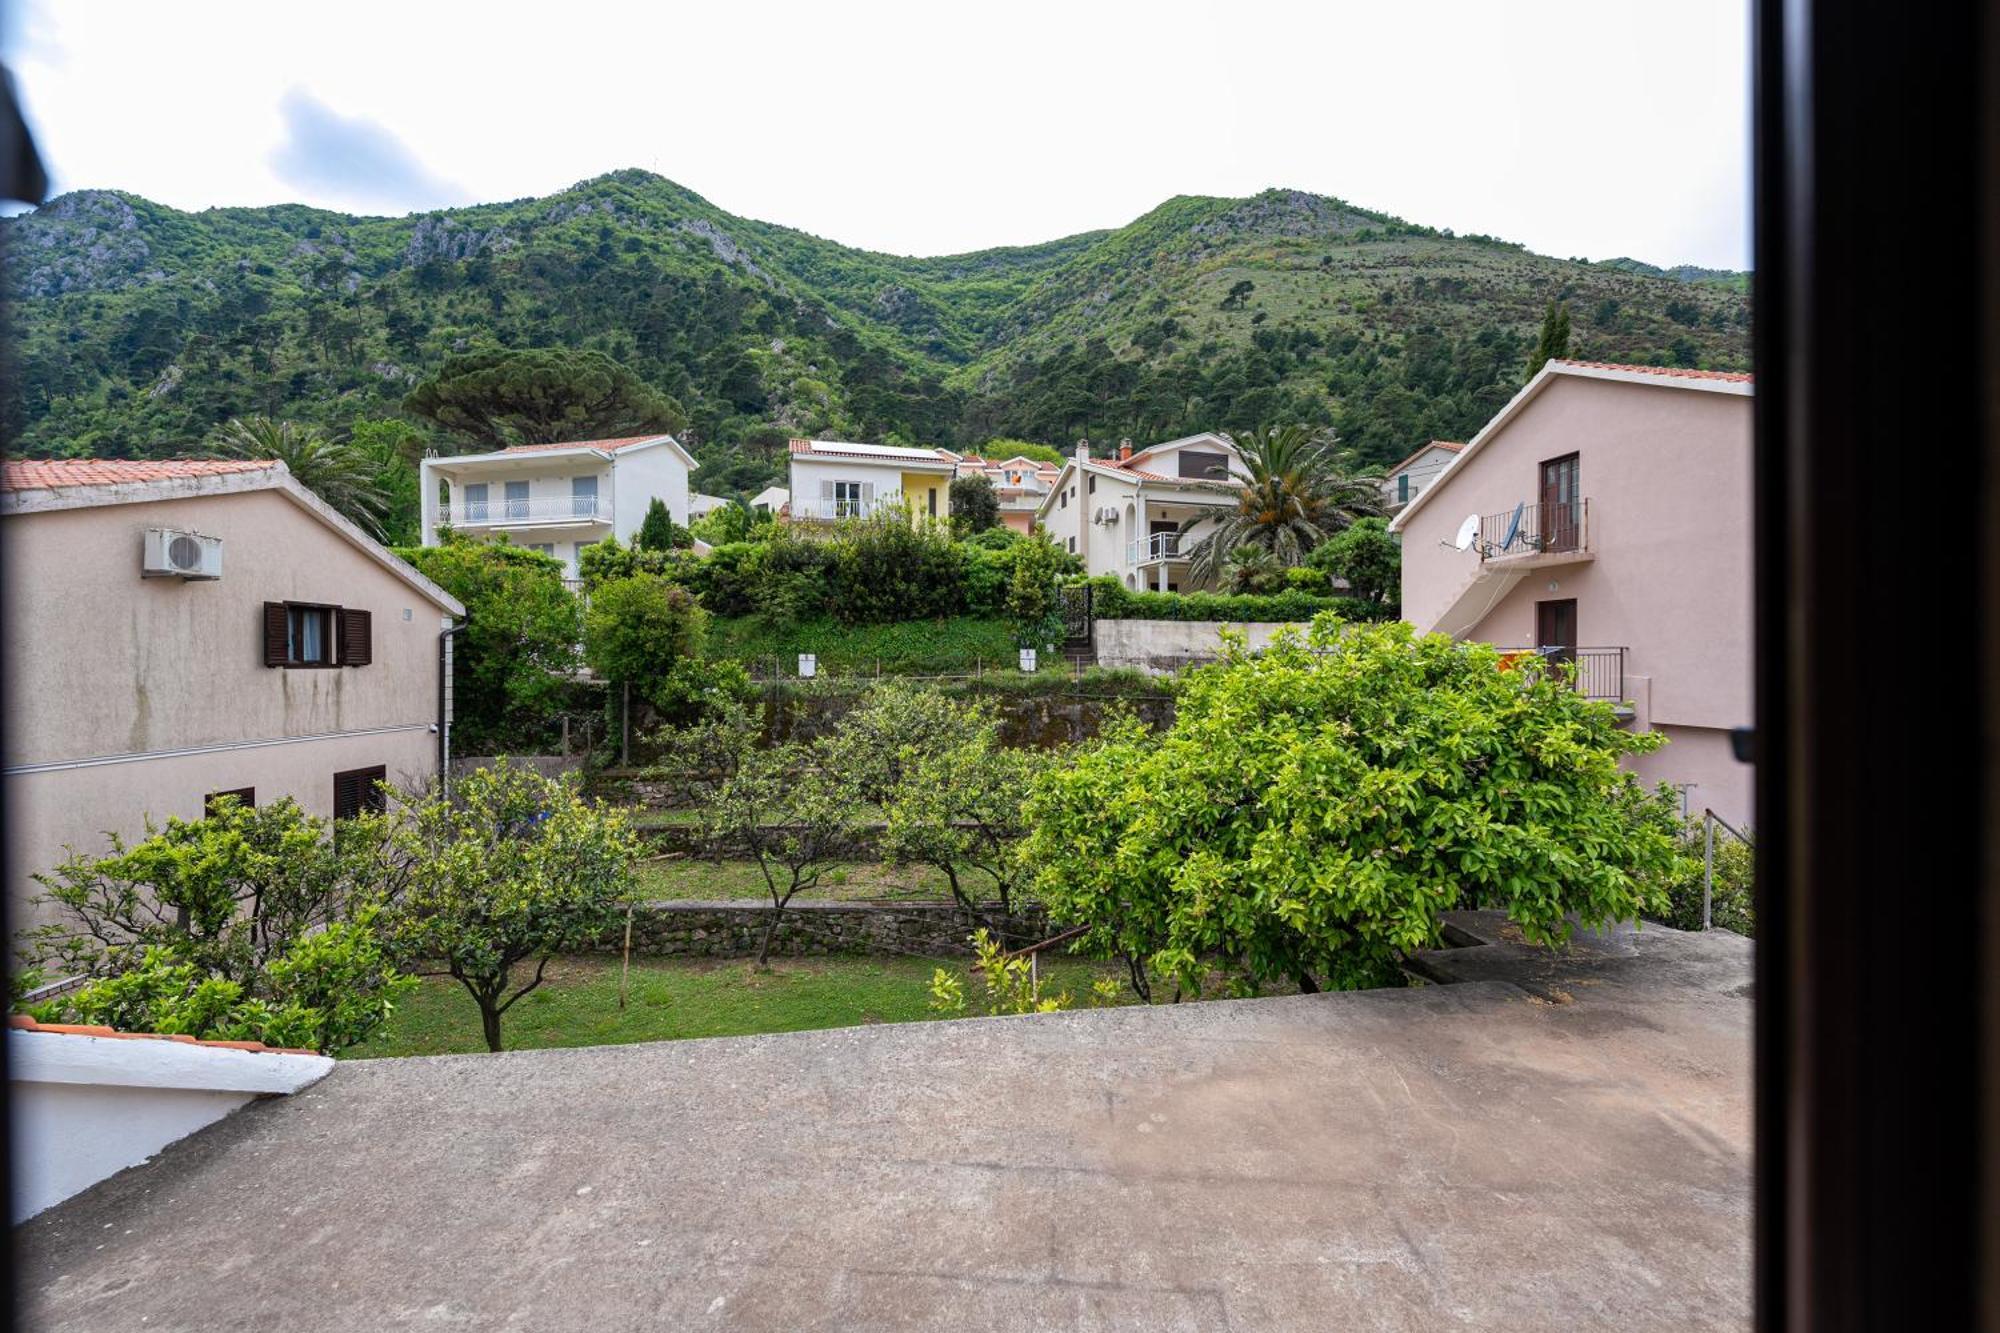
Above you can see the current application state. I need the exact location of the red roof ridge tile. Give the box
[8,1011,317,1056]
[0,458,282,492]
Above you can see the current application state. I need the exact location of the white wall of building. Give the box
[9,1029,332,1222]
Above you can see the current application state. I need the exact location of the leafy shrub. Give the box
[395,539,582,752]
[961,545,1013,617]
[576,534,701,590]
[636,497,692,551]
[1652,820,1755,936]
[966,526,1026,552]
[680,541,765,617]
[19,797,412,1052]
[1020,619,1686,996]
[690,502,755,545]
[948,473,1001,534]
[1310,517,1400,607]
[706,615,1023,675]
[583,574,708,707]
[1082,575,1378,624]
[751,529,835,626]
[828,509,968,624]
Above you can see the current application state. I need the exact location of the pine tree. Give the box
[636,498,683,552]
[1525,300,1573,381]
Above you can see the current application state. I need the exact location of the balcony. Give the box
[1129,531,1184,565]
[788,497,922,523]
[1495,645,1630,707]
[1476,498,1591,565]
[437,495,611,529]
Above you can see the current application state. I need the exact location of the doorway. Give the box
[1536,598,1577,677]
[1539,454,1580,551]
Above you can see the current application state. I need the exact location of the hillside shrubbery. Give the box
[1082,575,1379,624]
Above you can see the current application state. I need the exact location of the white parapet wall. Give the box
[9,1027,334,1222]
[1092,619,1311,673]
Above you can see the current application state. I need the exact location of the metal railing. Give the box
[438,495,611,526]
[1477,498,1589,560]
[1497,645,1628,703]
[1129,531,1183,564]
[1701,807,1753,931]
[788,497,923,522]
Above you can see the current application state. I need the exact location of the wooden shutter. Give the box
[333,765,386,821]
[263,602,289,666]
[340,608,372,666]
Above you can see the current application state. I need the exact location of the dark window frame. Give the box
[332,765,387,822]
[204,787,255,816]
[281,601,337,669]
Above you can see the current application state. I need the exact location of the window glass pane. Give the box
[464,483,488,520]
[505,480,530,518]
[288,606,324,663]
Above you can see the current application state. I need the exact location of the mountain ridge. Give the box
[2,170,1751,485]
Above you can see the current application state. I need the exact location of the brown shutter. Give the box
[263,602,289,666]
[340,608,373,667]
[334,765,387,821]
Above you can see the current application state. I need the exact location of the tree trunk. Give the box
[757,914,778,968]
[479,1001,504,1053]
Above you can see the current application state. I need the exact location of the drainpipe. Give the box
[438,620,466,795]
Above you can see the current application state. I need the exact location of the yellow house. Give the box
[783,439,956,525]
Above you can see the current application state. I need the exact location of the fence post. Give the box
[1702,809,1715,931]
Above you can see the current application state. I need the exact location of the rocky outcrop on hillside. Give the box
[1,191,167,297]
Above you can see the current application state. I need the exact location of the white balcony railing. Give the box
[438,495,612,527]
[788,497,909,522]
[1129,532,1184,565]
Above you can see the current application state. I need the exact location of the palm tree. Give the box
[210,417,393,539]
[1177,424,1386,587]
[1220,544,1284,594]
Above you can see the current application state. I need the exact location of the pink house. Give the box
[1389,360,1754,827]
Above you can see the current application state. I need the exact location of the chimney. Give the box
[1074,438,1089,463]
[1118,438,1133,461]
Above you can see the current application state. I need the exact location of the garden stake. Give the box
[620,901,634,1010]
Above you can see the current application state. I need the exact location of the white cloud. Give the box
[3,0,1750,266]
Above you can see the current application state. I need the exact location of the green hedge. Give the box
[1081,576,1380,624]
[706,615,1027,675]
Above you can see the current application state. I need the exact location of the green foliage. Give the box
[4,177,1747,480]
[818,683,996,806]
[19,797,411,1052]
[1176,425,1386,584]
[978,439,1063,465]
[404,347,686,448]
[699,739,870,966]
[1020,619,1685,996]
[751,528,836,627]
[706,614,1030,675]
[1220,544,1285,594]
[690,501,755,545]
[348,416,427,545]
[1004,534,1069,648]
[966,525,1025,552]
[582,574,707,706]
[1083,574,1379,625]
[636,497,691,552]
[383,762,640,1051]
[1310,516,1400,606]
[948,473,1001,534]
[827,509,968,625]
[1526,299,1574,380]
[1653,821,1755,936]
[878,713,1048,914]
[396,539,582,752]
[210,415,393,539]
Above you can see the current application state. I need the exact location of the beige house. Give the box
[951,453,1061,533]
[784,439,956,525]
[2,459,464,929]
[1390,360,1754,826]
[1036,434,1249,590]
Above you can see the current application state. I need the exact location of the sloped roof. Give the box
[498,435,673,455]
[1552,359,1754,384]
[787,438,956,466]
[1385,440,1464,476]
[0,459,279,491]
[8,1012,315,1056]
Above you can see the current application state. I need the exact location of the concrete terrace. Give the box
[15,913,1752,1331]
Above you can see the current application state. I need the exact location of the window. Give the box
[263,603,371,668]
[205,787,255,816]
[504,480,530,519]
[1178,450,1228,480]
[1398,473,1410,502]
[463,482,489,522]
[333,765,387,821]
[928,486,938,517]
[528,542,556,557]
[1067,536,1076,554]
[834,480,864,517]
[1059,489,1068,509]
[570,474,599,518]
[1088,475,1097,494]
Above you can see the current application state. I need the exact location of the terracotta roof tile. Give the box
[0,458,280,492]
[496,435,672,456]
[8,1011,317,1056]
[1553,359,1754,384]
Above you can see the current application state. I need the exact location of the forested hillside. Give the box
[2,170,1748,488]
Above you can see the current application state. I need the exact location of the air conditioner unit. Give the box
[142,527,223,580]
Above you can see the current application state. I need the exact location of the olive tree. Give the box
[1020,618,1686,998]
[880,732,1046,920]
[384,762,639,1051]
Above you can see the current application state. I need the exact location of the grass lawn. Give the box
[342,953,1136,1059]
[632,855,997,903]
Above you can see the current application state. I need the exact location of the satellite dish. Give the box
[1452,514,1481,551]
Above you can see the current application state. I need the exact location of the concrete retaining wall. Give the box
[589,899,1051,959]
[1092,619,1310,672]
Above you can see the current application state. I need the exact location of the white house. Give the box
[1383,440,1464,512]
[418,434,697,576]
[1035,434,1249,591]
[688,492,732,521]
[785,439,956,525]
[953,453,1061,533]
[749,485,789,517]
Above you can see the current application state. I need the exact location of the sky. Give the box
[3,0,1751,269]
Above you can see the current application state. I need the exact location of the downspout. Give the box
[438,620,466,795]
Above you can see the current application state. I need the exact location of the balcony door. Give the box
[571,474,599,519]
[1539,454,1580,551]
[1536,598,1577,678]
[504,480,530,520]
[463,482,488,522]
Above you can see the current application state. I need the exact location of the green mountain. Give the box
[1,170,1749,488]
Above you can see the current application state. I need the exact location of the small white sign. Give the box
[1018,648,1037,673]
[798,654,817,679]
